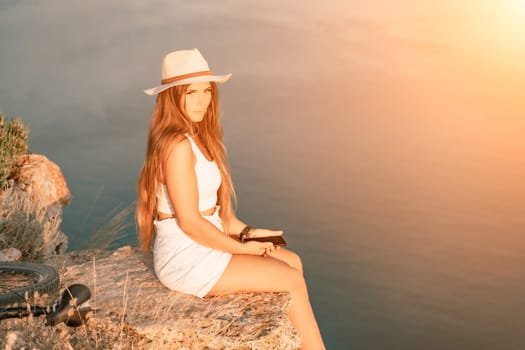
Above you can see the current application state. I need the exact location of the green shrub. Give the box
[0,113,29,189]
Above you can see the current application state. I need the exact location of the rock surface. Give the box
[0,247,21,261]
[48,246,301,349]
[0,153,69,256]
[17,154,70,255]
[16,154,71,208]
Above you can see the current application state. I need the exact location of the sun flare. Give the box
[501,0,525,23]
[509,0,525,12]
[467,0,525,61]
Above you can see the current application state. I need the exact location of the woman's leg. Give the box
[266,247,303,273]
[207,255,325,350]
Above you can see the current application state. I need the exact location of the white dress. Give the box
[153,135,232,297]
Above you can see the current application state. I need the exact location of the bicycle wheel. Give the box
[0,261,59,306]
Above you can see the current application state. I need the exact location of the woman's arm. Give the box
[164,138,273,255]
[222,213,247,239]
[223,208,284,240]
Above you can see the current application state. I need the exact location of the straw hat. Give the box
[144,48,232,95]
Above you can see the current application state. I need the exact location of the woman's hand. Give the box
[241,240,275,256]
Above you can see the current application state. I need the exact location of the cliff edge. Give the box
[0,154,300,349]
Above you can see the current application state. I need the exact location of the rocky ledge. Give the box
[46,246,300,349]
[2,247,300,349]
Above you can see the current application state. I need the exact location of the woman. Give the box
[137,49,325,349]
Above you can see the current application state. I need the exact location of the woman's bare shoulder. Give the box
[166,135,193,161]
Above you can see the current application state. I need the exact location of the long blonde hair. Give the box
[136,82,235,254]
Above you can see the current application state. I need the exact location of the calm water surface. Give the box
[1,1,524,349]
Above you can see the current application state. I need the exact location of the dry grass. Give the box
[0,189,144,348]
[80,201,136,251]
[0,186,61,261]
[0,315,147,349]
[0,253,147,350]
[0,181,136,260]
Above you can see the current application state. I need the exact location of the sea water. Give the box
[1,1,524,348]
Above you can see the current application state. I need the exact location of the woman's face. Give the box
[182,82,212,122]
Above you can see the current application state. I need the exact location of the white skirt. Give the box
[153,208,232,297]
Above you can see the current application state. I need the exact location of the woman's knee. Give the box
[284,250,303,274]
[269,248,304,273]
[290,251,303,274]
[285,268,307,294]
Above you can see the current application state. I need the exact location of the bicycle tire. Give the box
[0,261,59,307]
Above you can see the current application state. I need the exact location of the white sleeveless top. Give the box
[157,135,221,213]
